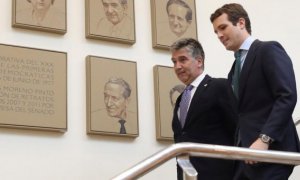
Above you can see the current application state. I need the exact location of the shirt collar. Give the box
[190,70,206,88]
[239,36,255,51]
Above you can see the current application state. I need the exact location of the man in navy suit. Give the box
[211,3,300,179]
[170,38,238,180]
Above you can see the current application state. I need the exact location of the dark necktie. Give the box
[232,50,242,98]
[119,119,126,134]
[179,85,193,127]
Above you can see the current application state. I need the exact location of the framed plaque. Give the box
[151,0,198,49]
[153,65,184,140]
[86,56,138,137]
[12,0,67,34]
[0,44,67,132]
[85,0,136,44]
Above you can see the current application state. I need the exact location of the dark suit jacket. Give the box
[172,75,238,180]
[229,40,300,179]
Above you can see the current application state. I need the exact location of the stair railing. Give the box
[112,142,300,180]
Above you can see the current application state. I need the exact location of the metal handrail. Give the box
[112,142,300,180]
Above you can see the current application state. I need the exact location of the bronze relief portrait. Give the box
[86,0,136,44]
[12,0,67,34]
[151,0,198,49]
[86,56,138,137]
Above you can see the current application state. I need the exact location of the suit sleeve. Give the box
[261,42,297,142]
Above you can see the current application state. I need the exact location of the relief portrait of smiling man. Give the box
[86,0,135,44]
[151,0,197,49]
[90,77,138,136]
[87,56,138,137]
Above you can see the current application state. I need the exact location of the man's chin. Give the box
[224,43,234,51]
[178,78,187,85]
[36,6,47,10]
[108,18,120,25]
[106,111,117,117]
[172,30,183,37]
[108,114,118,118]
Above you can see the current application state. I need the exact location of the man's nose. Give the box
[216,31,223,39]
[107,97,114,106]
[107,5,114,13]
[174,62,181,69]
[173,17,180,25]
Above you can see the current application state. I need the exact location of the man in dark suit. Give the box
[170,38,238,180]
[210,3,300,179]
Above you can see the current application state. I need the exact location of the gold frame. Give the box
[153,65,184,140]
[0,44,67,132]
[150,0,198,49]
[85,0,136,44]
[86,55,139,137]
[12,0,67,34]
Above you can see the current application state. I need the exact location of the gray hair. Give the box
[105,77,131,98]
[170,38,205,60]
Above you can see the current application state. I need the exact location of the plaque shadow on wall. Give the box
[0,44,67,132]
[12,0,67,34]
[153,65,184,140]
[85,0,136,44]
[150,0,198,50]
[86,56,138,137]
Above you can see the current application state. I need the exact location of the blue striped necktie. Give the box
[180,85,193,127]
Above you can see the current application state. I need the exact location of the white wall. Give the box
[0,0,300,179]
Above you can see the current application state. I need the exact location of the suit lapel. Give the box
[228,62,235,82]
[238,40,261,101]
[184,75,211,127]
[174,94,182,129]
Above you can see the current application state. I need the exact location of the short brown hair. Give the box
[210,3,251,34]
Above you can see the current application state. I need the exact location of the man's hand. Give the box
[245,138,269,164]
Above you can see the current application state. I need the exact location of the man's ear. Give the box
[237,17,246,29]
[196,56,203,68]
[195,56,202,62]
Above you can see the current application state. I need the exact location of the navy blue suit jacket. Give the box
[229,40,300,151]
[172,75,238,180]
[229,40,300,179]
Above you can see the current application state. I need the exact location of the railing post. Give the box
[177,155,198,180]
